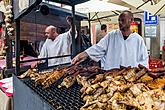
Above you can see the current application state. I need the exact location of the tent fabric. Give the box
[61,0,128,13]
[122,0,165,15]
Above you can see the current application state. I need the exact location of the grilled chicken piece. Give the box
[85,86,95,95]
[80,103,97,110]
[116,100,141,110]
[106,85,118,98]
[149,67,165,73]
[98,94,109,103]
[91,74,104,84]
[130,83,150,97]
[111,100,127,110]
[147,77,165,89]
[18,69,37,78]
[100,80,110,89]
[83,95,94,102]
[117,83,132,92]
[96,102,107,109]
[148,72,165,79]
[34,72,52,85]
[109,92,124,103]
[123,68,137,81]
[81,82,101,96]
[93,88,105,99]
[82,100,99,108]
[136,89,165,110]
[129,68,147,82]
[112,68,127,76]
[58,75,76,88]
[137,74,153,83]
[76,75,88,86]
[42,69,65,88]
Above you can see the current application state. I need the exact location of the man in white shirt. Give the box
[31,16,73,68]
[72,11,149,70]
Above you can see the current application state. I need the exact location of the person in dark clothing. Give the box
[81,29,92,51]
[20,40,38,57]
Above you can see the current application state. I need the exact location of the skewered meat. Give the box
[18,69,38,78]
[111,99,127,110]
[149,67,165,73]
[76,75,88,86]
[93,88,105,99]
[58,75,76,88]
[116,100,140,110]
[136,89,165,110]
[34,72,52,85]
[97,94,109,103]
[117,83,132,92]
[76,65,165,110]
[42,69,65,88]
[147,77,165,89]
[100,80,110,89]
[148,72,165,79]
[110,68,126,76]
[130,83,150,97]
[83,95,94,102]
[96,102,107,109]
[109,92,124,102]
[129,68,147,82]
[137,74,153,83]
[82,100,99,108]
[123,68,137,81]
[91,74,104,84]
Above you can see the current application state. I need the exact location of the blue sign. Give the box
[144,11,158,25]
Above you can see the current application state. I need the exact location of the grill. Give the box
[21,78,85,110]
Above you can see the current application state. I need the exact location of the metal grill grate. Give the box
[22,78,84,110]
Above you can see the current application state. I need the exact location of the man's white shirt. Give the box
[85,29,149,70]
[39,30,72,66]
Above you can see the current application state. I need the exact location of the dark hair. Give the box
[121,10,133,19]
[101,24,107,30]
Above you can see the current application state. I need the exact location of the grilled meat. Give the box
[42,69,65,88]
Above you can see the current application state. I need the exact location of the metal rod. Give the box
[5,28,12,69]
[95,12,101,25]
[154,4,165,15]
[20,55,71,63]
[88,13,91,42]
[90,12,99,20]
[15,19,20,75]
[71,5,76,58]
[136,0,150,9]
[112,11,119,15]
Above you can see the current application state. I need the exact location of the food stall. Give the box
[12,0,165,110]
[13,0,89,110]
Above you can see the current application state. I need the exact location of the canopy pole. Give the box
[88,13,91,43]
[15,20,20,75]
[71,5,76,58]
[154,4,165,15]
[136,0,150,9]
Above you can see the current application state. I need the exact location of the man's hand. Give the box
[31,61,40,69]
[71,51,89,65]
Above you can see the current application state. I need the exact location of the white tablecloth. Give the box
[0,90,13,110]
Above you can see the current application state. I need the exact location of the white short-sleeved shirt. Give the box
[39,30,72,66]
[85,29,149,70]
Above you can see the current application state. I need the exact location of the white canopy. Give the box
[63,0,128,13]
[122,0,165,15]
